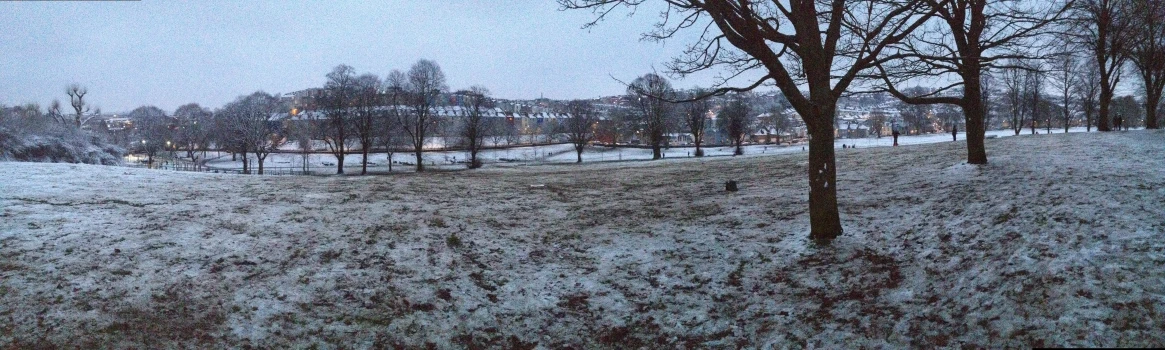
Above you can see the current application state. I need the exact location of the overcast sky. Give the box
[2,1,753,114]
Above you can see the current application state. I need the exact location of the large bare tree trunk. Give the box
[1098,75,1114,131]
[361,147,369,175]
[963,71,989,164]
[1146,91,1161,129]
[806,114,842,241]
[415,147,424,172]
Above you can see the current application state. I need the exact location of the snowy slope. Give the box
[1,130,1163,348]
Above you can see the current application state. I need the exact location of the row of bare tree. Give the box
[302,61,605,174]
[95,59,609,175]
[624,74,798,159]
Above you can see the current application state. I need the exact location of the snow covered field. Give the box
[201,127,1102,173]
[2,130,1163,348]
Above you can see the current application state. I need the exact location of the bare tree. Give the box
[899,104,930,136]
[1025,68,1047,134]
[898,88,933,135]
[680,89,710,156]
[316,64,358,174]
[353,73,382,175]
[562,0,935,240]
[375,111,404,172]
[519,114,539,145]
[1050,45,1079,133]
[936,104,962,135]
[1002,63,1030,135]
[1111,94,1143,128]
[868,109,888,138]
[768,105,793,144]
[382,70,408,172]
[982,71,997,130]
[226,92,283,175]
[402,59,448,172]
[285,110,315,173]
[211,107,243,163]
[1128,0,1165,129]
[456,86,492,168]
[128,105,171,167]
[485,114,510,149]
[563,99,599,163]
[718,98,752,155]
[628,73,673,160]
[505,113,522,146]
[542,113,563,144]
[66,84,94,128]
[1073,0,1135,131]
[46,100,68,125]
[219,91,280,173]
[174,103,212,160]
[874,0,1070,164]
[1073,59,1102,131]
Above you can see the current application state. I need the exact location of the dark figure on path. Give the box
[892,129,900,146]
[952,125,957,141]
[1114,115,1123,131]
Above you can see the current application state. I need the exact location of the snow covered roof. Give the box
[277,106,576,121]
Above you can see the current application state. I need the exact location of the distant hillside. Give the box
[0,124,124,165]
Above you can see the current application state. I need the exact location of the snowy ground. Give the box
[199,127,1102,174]
[2,130,1163,348]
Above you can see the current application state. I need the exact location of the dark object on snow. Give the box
[952,125,957,141]
[892,129,900,146]
[725,180,738,192]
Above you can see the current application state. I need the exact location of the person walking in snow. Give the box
[952,125,957,141]
[892,129,900,146]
